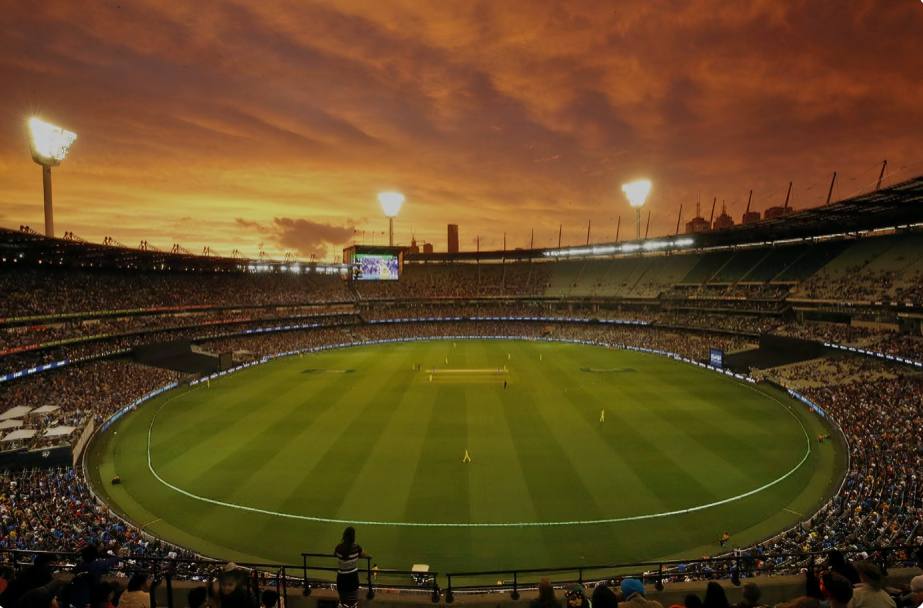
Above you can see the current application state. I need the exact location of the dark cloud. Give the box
[236,217,355,259]
[1,0,922,255]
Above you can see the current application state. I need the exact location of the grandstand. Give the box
[1,177,922,607]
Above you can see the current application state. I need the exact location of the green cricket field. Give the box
[86,339,844,579]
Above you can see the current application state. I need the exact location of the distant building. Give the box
[423,242,434,254]
[685,202,711,233]
[447,224,459,253]
[685,216,710,233]
[764,206,795,220]
[741,210,761,224]
[407,238,420,254]
[713,203,734,231]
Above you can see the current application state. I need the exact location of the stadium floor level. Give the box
[85,339,847,579]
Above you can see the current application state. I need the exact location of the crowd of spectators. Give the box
[751,369,922,569]
[0,317,918,601]
[0,270,353,318]
[0,305,356,353]
[759,356,898,390]
[0,314,360,375]
[0,361,184,451]
[1,250,922,600]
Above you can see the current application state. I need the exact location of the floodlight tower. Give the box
[28,117,77,238]
[377,191,405,246]
[621,179,652,240]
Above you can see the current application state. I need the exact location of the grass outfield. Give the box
[86,340,845,577]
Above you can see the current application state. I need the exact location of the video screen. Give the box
[709,348,724,369]
[355,253,399,281]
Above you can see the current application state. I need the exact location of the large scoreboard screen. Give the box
[355,253,400,281]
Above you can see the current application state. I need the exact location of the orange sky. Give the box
[1,1,922,260]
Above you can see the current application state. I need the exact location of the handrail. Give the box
[441,544,920,601]
[299,552,440,601]
[2,544,918,605]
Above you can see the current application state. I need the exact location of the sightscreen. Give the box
[355,253,399,281]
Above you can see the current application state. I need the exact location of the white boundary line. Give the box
[144,340,813,528]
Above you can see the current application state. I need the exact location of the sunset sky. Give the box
[1,1,922,260]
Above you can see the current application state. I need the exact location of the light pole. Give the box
[621,179,651,240]
[377,191,405,246]
[28,117,77,238]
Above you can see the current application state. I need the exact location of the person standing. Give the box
[335,527,368,608]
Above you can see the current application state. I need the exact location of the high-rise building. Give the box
[742,210,761,224]
[712,202,734,230]
[447,224,459,253]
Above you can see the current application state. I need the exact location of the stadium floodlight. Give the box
[28,117,77,238]
[377,191,405,246]
[621,179,651,240]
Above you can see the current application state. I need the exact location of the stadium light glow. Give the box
[543,236,693,258]
[622,179,651,241]
[377,191,405,246]
[28,117,77,165]
[377,191,405,217]
[27,117,77,239]
[621,180,651,208]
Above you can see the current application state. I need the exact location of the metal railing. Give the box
[1,544,918,606]
[442,544,921,602]
[300,552,440,602]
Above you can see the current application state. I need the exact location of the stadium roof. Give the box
[409,175,923,261]
[1,176,922,270]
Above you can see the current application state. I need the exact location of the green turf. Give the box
[86,340,845,580]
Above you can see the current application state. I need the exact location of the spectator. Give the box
[335,527,367,608]
[736,583,765,608]
[18,582,63,608]
[703,582,730,608]
[822,573,854,608]
[620,579,663,608]
[531,578,558,608]
[564,584,590,608]
[828,551,860,586]
[849,562,895,608]
[259,590,279,608]
[686,594,704,608]
[592,583,618,608]
[905,576,923,608]
[187,587,208,608]
[118,572,152,608]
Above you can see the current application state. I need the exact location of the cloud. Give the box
[0,0,921,254]
[236,217,355,259]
